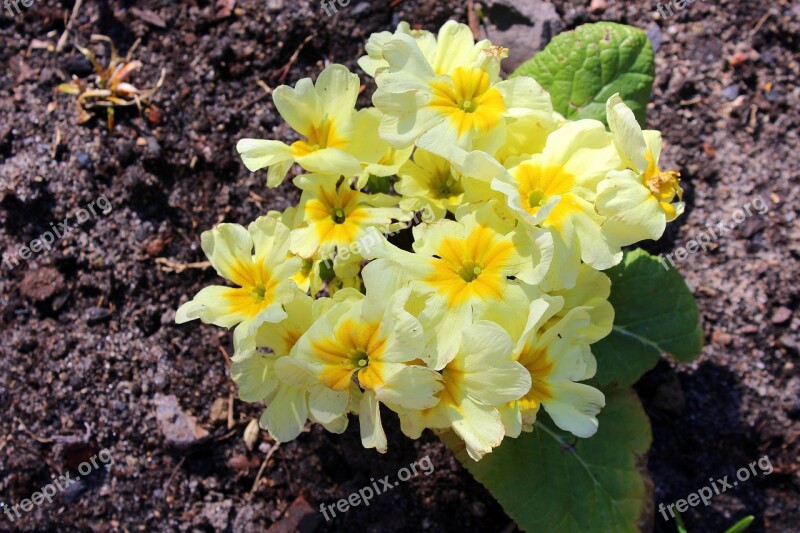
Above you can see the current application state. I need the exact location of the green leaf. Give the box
[723,516,755,533]
[366,174,391,194]
[675,511,688,533]
[593,249,704,388]
[444,388,652,533]
[512,22,655,126]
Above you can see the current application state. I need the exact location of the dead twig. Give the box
[235,79,273,112]
[56,0,83,53]
[163,455,188,494]
[752,10,772,37]
[467,0,480,40]
[17,418,54,444]
[214,429,239,442]
[271,34,315,84]
[747,104,758,133]
[155,258,211,273]
[249,442,281,496]
[219,345,231,367]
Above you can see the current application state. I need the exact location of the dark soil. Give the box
[1,0,798,531]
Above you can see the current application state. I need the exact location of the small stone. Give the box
[258,442,272,455]
[589,0,607,13]
[266,497,320,533]
[75,151,93,170]
[646,24,663,52]
[201,500,233,530]
[228,455,260,470]
[352,2,370,15]
[779,335,797,352]
[145,136,162,159]
[20,268,64,302]
[739,324,759,335]
[152,372,167,391]
[155,394,209,448]
[771,307,792,325]
[85,307,112,325]
[712,330,732,346]
[160,309,176,326]
[722,85,740,100]
[232,504,260,532]
[728,51,749,67]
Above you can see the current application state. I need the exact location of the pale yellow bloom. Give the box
[237,65,408,187]
[371,22,553,160]
[597,94,685,246]
[459,119,624,288]
[360,205,553,368]
[359,20,497,79]
[292,273,442,453]
[175,215,302,349]
[396,149,467,219]
[231,293,349,442]
[481,295,606,439]
[289,174,410,260]
[399,322,531,461]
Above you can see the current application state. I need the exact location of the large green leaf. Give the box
[512,22,655,126]
[444,388,653,533]
[593,249,704,387]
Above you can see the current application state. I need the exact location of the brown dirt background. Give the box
[1,0,798,531]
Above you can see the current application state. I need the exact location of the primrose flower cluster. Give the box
[176,21,684,461]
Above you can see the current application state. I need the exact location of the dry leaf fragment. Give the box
[244,419,260,451]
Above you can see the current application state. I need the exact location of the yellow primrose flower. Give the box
[231,293,349,442]
[394,148,504,221]
[237,65,405,187]
[359,20,497,79]
[596,94,685,245]
[462,120,623,288]
[371,23,553,160]
[398,322,531,461]
[487,111,565,168]
[289,174,410,260]
[540,264,614,345]
[236,354,344,449]
[493,296,606,439]
[396,149,467,219]
[292,272,443,453]
[360,205,553,368]
[175,215,302,349]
